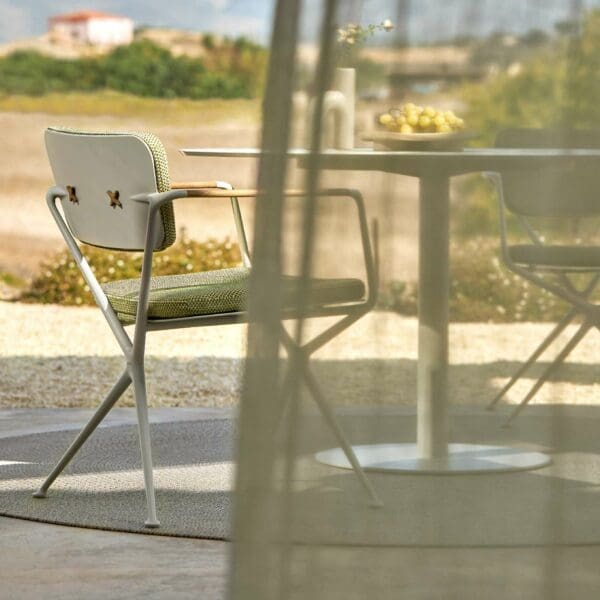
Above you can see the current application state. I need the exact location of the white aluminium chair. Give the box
[35,128,382,527]
[487,128,600,425]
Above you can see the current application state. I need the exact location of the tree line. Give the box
[0,38,267,99]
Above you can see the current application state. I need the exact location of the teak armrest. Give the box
[170,184,333,198]
[170,181,222,190]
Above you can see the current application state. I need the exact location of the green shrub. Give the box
[190,71,249,99]
[462,9,600,147]
[21,232,241,306]
[379,237,586,323]
[202,34,216,50]
[451,174,530,240]
[0,271,26,288]
[562,10,600,129]
[454,11,600,241]
[451,175,498,239]
[0,39,267,100]
[103,40,196,98]
[0,51,103,95]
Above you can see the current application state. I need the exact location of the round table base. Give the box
[316,443,551,474]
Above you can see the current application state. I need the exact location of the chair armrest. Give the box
[213,187,375,308]
[136,186,361,203]
[134,186,377,316]
[166,187,371,201]
[174,188,315,198]
[170,181,232,191]
[131,181,236,205]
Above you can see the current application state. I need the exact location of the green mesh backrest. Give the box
[495,128,600,218]
[45,128,176,251]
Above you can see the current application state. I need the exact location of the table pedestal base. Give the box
[316,443,551,474]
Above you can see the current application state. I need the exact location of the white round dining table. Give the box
[181,146,600,474]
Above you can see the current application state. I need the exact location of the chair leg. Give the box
[278,326,382,507]
[130,364,160,528]
[487,307,579,411]
[33,368,132,499]
[504,320,592,427]
[301,363,383,508]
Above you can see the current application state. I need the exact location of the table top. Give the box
[180,146,600,177]
[181,146,600,158]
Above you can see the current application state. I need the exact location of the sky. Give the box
[0,0,273,44]
[1,0,599,45]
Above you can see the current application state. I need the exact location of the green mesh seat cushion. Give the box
[102,267,366,324]
[509,244,600,270]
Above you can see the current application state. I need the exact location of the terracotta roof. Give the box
[49,10,129,23]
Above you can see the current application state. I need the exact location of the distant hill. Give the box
[0,28,217,59]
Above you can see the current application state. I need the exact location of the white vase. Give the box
[330,67,355,149]
[306,67,356,150]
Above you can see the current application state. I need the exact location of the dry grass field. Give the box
[0,93,421,290]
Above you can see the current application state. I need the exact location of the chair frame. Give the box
[485,172,600,426]
[34,181,382,527]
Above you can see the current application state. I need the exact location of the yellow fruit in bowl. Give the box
[379,113,393,126]
[376,104,466,136]
[446,113,458,127]
[406,112,419,127]
[418,115,432,129]
[433,114,446,127]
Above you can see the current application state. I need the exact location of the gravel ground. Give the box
[0,300,597,409]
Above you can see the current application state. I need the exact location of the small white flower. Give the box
[383,19,394,32]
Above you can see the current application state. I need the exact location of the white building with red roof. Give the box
[49,10,134,47]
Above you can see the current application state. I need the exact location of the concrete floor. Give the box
[2,408,600,600]
[5,516,600,600]
[0,408,231,600]
[0,517,228,600]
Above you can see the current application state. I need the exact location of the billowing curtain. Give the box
[229,1,599,598]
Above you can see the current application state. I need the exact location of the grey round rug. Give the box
[2,413,600,546]
[0,419,235,539]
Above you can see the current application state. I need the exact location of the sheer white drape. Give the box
[229,1,598,599]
